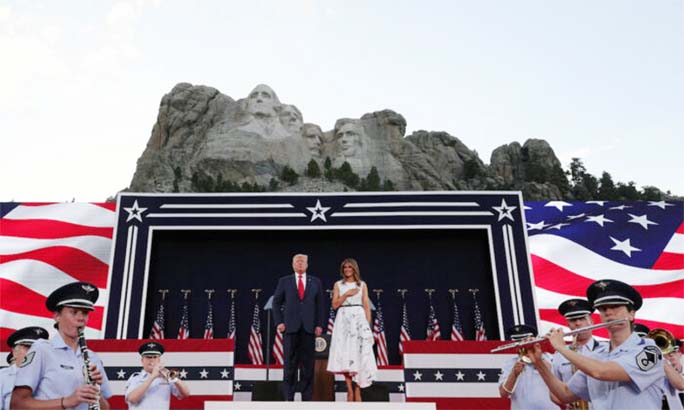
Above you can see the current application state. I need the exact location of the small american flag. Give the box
[426,298,441,341]
[203,293,214,340]
[227,292,237,340]
[450,297,464,342]
[272,330,284,365]
[326,301,336,335]
[373,298,389,366]
[149,299,165,340]
[247,300,264,365]
[472,291,487,341]
[177,293,190,340]
[399,301,411,355]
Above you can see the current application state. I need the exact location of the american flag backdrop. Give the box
[373,297,389,366]
[0,202,115,341]
[2,199,682,345]
[272,330,284,365]
[526,200,684,338]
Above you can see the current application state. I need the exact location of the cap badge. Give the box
[596,281,609,290]
[82,284,96,293]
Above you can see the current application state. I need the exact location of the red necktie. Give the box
[297,274,305,300]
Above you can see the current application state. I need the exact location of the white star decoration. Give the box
[585,214,613,227]
[648,201,674,210]
[220,369,230,379]
[566,213,586,220]
[547,223,569,230]
[413,370,423,381]
[476,371,486,381]
[117,369,126,379]
[398,384,405,392]
[527,221,548,231]
[434,371,444,381]
[123,200,147,223]
[609,205,631,211]
[200,369,209,379]
[586,201,605,206]
[544,201,572,212]
[234,382,241,390]
[306,199,331,222]
[609,236,641,257]
[492,199,516,222]
[455,371,465,381]
[179,369,188,379]
[628,214,658,230]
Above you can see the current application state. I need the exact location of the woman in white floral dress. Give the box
[326,258,378,401]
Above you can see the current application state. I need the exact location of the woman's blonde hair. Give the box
[339,258,361,285]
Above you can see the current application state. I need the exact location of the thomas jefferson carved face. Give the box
[279,104,303,133]
[301,124,323,156]
[336,122,363,157]
[245,84,279,117]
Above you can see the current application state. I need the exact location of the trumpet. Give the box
[160,367,179,382]
[491,318,629,353]
[646,328,677,355]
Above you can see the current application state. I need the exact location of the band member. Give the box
[527,279,665,409]
[660,336,684,409]
[551,299,601,408]
[634,323,651,338]
[272,254,325,401]
[498,324,556,409]
[11,281,113,410]
[0,327,49,409]
[125,341,190,409]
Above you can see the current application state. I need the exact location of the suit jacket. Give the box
[272,273,325,334]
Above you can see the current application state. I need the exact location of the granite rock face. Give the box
[128,83,567,200]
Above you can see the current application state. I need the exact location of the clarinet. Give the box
[77,327,101,410]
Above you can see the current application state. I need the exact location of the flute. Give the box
[490,318,629,353]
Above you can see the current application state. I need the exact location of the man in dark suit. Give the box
[272,253,325,401]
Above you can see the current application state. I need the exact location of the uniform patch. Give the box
[20,351,35,367]
[635,345,660,371]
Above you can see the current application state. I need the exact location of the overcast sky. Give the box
[1,0,682,202]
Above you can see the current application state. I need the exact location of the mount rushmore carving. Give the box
[128,83,568,199]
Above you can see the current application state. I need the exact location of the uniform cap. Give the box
[586,279,642,310]
[558,298,593,320]
[633,323,650,338]
[45,282,99,312]
[139,341,165,356]
[507,324,537,341]
[7,326,49,348]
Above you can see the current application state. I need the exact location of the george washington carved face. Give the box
[244,84,279,117]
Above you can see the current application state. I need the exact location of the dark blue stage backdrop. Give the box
[105,192,538,365]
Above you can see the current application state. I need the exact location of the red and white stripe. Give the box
[399,326,410,355]
[248,327,263,365]
[0,202,115,342]
[531,229,684,339]
[272,331,284,365]
[373,321,389,366]
[450,326,464,342]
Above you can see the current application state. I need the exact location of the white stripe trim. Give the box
[160,204,294,209]
[0,236,112,264]
[2,203,116,227]
[333,211,492,217]
[406,382,500,398]
[147,213,305,218]
[664,233,684,254]
[343,202,480,208]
